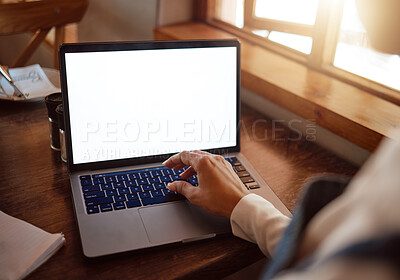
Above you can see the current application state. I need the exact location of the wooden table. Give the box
[0,100,358,279]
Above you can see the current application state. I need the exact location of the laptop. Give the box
[59,39,291,257]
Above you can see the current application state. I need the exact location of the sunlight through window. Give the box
[268,31,312,54]
[215,0,400,93]
[251,30,269,38]
[215,0,244,28]
[334,0,400,90]
[254,0,319,25]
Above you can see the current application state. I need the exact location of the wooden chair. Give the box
[0,0,88,69]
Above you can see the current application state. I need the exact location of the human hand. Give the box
[163,150,250,218]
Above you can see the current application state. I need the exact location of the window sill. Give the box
[154,22,400,152]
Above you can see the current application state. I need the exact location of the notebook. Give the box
[0,211,65,280]
[59,39,290,257]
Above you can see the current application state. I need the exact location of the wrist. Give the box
[227,193,248,218]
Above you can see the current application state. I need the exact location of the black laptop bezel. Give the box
[59,39,241,173]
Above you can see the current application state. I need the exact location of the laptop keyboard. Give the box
[81,157,259,214]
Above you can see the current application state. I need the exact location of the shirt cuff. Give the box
[230,193,291,256]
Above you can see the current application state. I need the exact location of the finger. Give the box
[163,151,202,169]
[163,151,188,168]
[192,150,211,155]
[180,166,196,180]
[167,180,198,199]
[168,150,208,170]
[173,163,187,170]
[163,154,179,168]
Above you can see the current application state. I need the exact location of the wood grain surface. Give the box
[0,100,358,279]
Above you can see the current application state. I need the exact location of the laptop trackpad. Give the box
[139,202,213,244]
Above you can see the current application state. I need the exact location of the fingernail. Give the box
[162,159,168,165]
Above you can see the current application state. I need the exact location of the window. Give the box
[244,0,317,55]
[334,0,400,91]
[213,0,400,99]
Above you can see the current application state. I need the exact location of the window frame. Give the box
[244,0,314,37]
[200,0,400,105]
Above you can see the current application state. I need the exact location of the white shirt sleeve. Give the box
[230,193,291,257]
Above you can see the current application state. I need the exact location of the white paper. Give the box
[0,211,65,280]
[0,64,60,100]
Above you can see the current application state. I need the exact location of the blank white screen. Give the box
[65,47,237,164]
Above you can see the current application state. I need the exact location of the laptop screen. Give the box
[61,40,240,169]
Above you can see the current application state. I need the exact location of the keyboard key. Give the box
[139,191,151,199]
[80,175,91,180]
[125,180,137,187]
[141,197,166,206]
[171,174,181,181]
[105,189,118,196]
[188,178,198,185]
[87,205,99,214]
[113,182,125,188]
[240,176,255,184]
[245,182,260,189]
[80,179,92,186]
[142,185,154,191]
[105,176,117,183]
[113,202,126,210]
[174,169,184,174]
[151,190,163,197]
[140,172,151,178]
[160,176,172,182]
[154,183,166,189]
[84,191,105,199]
[82,185,100,193]
[149,177,161,184]
[141,194,184,206]
[137,178,148,185]
[237,171,250,178]
[162,169,174,175]
[100,183,113,190]
[151,170,162,177]
[117,174,129,181]
[230,157,241,166]
[114,195,126,202]
[85,196,113,206]
[234,165,246,172]
[163,188,176,195]
[93,177,105,184]
[126,193,139,200]
[126,200,142,208]
[100,204,113,212]
[128,173,140,180]
[118,188,130,195]
[130,186,142,193]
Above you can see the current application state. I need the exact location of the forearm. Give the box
[230,194,291,257]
